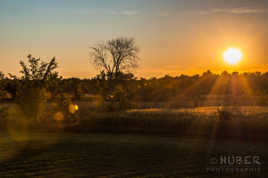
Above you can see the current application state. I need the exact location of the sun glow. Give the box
[223,48,243,65]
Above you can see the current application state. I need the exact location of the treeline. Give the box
[1,37,268,111]
[1,69,268,104]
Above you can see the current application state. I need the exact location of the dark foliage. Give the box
[2,70,268,108]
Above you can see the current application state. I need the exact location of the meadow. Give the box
[2,103,268,140]
[1,100,268,177]
[0,132,267,177]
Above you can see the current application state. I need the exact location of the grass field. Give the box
[127,106,268,115]
[0,132,267,177]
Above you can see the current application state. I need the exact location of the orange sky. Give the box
[1,0,268,78]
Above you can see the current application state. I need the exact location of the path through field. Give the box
[0,133,267,177]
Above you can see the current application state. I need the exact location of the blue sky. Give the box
[1,0,268,78]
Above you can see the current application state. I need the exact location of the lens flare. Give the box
[69,104,79,114]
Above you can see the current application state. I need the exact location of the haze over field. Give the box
[1,0,268,78]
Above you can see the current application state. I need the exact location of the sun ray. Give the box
[203,76,227,106]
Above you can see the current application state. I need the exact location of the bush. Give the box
[0,106,8,131]
[16,87,47,121]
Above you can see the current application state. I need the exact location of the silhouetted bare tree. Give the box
[90,37,139,80]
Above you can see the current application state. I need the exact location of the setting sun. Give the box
[223,48,243,65]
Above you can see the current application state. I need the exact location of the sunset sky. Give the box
[1,0,268,78]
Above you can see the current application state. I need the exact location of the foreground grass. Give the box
[70,107,268,141]
[2,104,268,140]
[0,132,267,177]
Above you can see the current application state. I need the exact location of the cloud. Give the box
[74,10,140,16]
[228,8,266,14]
[110,10,140,16]
[199,7,268,15]
[120,10,140,16]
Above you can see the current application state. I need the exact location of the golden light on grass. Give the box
[223,48,243,65]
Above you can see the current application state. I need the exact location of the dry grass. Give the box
[0,133,267,177]
[127,106,268,115]
[1,104,268,177]
[2,104,268,140]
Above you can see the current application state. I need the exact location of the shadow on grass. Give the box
[0,133,268,177]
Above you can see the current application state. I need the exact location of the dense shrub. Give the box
[0,106,8,130]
